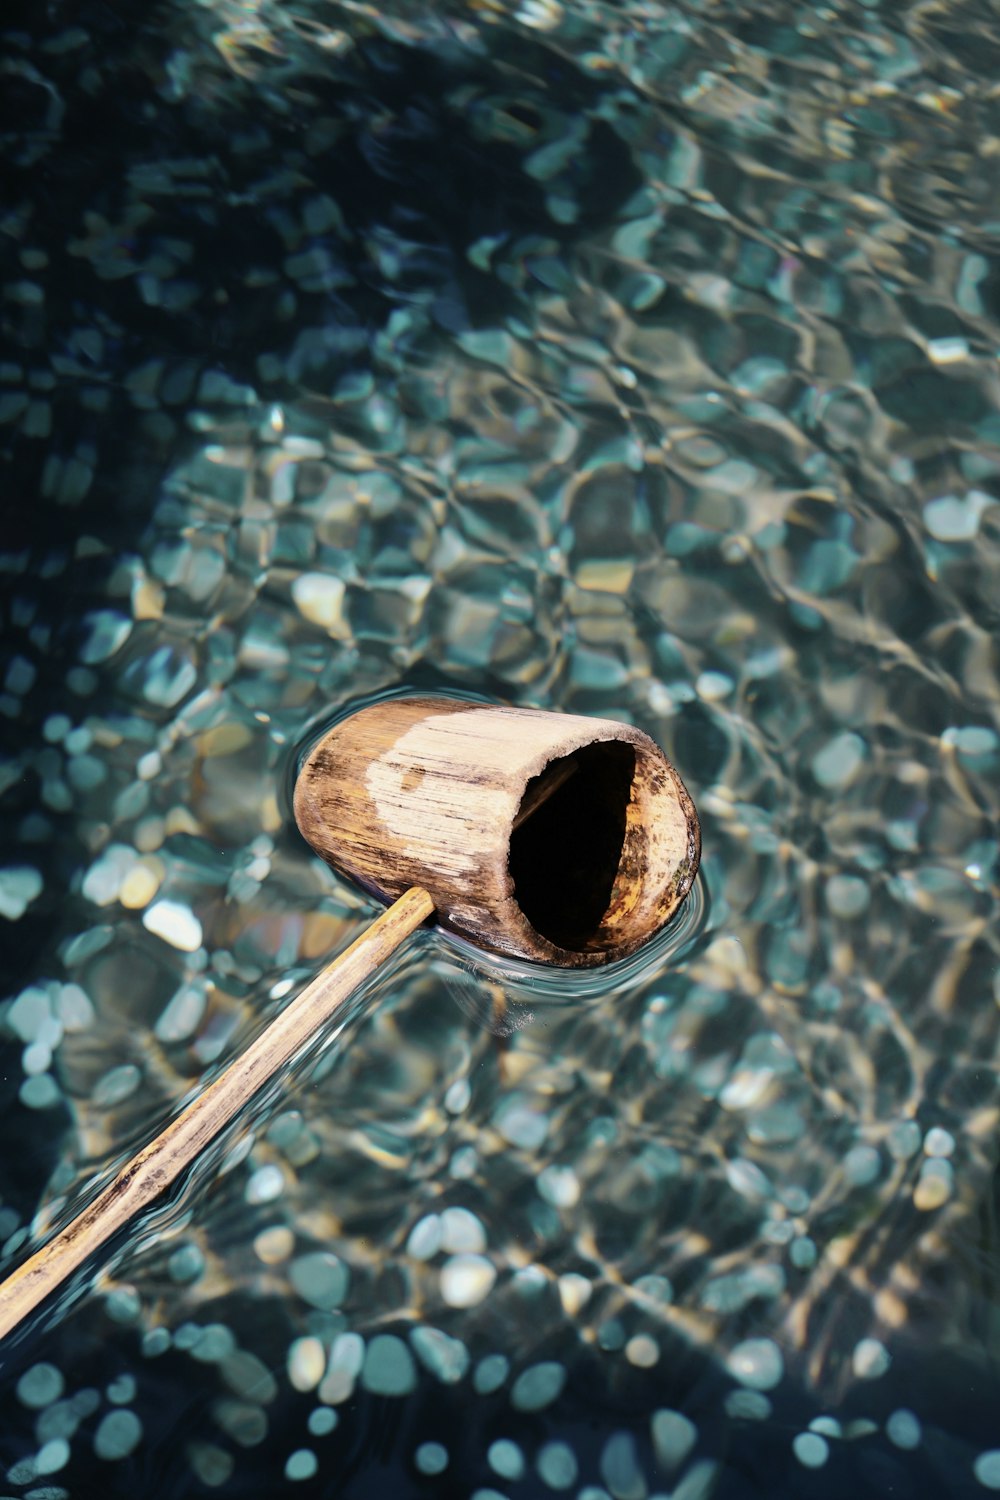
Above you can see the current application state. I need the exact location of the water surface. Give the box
[1,0,999,1495]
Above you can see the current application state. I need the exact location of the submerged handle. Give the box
[0,885,435,1342]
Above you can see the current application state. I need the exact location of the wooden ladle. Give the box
[0,696,700,1340]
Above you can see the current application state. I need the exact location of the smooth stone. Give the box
[537,1440,578,1490]
[489,1438,526,1480]
[473,1355,509,1395]
[361,1335,417,1397]
[886,1410,921,1450]
[651,1410,696,1471]
[289,1252,348,1311]
[924,491,989,540]
[17,1363,65,1409]
[94,1409,143,1460]
[600,1431,644,1500]
[285,1449,318,1482]
[291,573,348,634]
[406,1214,442,1261]
[923,1127,955,1158]
[142,900,203,953]
[852,1338,891,1380]
[415,1442,448,1476]
[510,1362,566,1412]
[974,1451,1000,1490]
[811,732,866,790]
[308,1407,338,1436]
[410,1326,469,1384]
[440,1207,486,1254]
[825,874,869,917]
[727,1339,784,1391]
[793,1433,829,1469]
[0,865,43,919]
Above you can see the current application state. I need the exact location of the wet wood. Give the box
[0,886,434,1342]
[295,696,700,966]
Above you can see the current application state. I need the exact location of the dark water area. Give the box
[2,0,1000,1495]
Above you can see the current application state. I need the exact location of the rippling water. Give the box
[2,0,999,1494]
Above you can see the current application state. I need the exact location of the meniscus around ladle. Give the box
[0,696,700,1341]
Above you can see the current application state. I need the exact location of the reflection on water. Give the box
[1,0,999,1493]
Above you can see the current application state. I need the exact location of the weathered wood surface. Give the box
[295,696,700,966]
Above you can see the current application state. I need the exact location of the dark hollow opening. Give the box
[509,742,635,951]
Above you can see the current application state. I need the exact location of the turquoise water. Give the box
[1,0,999,1494]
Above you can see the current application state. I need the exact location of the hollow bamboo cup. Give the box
[0,697,699,1341]
[296,696,700,965]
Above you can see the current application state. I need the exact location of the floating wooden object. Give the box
[295,695,701,966]
[0,696,699,1341]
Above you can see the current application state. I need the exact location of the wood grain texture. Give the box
[295,696,701,966]
[0,886,434,1342]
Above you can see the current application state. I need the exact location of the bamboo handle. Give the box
[0,885,435,1342]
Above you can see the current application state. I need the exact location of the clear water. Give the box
[2,0,999,1495]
